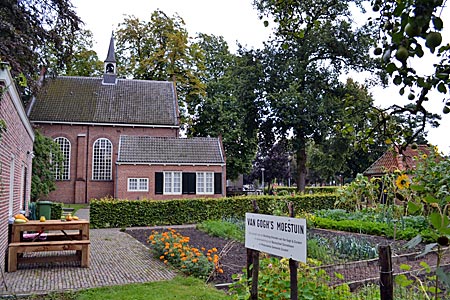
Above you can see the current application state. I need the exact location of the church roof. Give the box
[363,145,432,176]
[118,136,225,165]
[28,76,179,126]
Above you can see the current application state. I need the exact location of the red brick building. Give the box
[0,64,35,269]
[26,37,226,203]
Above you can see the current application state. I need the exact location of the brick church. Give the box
[26,36,226,203]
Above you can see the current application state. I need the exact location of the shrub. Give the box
[148,228,222,279]
[89,194,337,228]
[229,257,352,300]
[197,220,244,242]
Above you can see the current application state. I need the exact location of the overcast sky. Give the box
[71,0,450,154]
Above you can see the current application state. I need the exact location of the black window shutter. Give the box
[155,172,163,194]
[214,173,222,194]
[183,173,196,194]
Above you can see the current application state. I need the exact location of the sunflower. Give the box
[395,174,410,190]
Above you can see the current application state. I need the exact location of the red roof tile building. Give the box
[363,145,432,177]
[26,36,226,203]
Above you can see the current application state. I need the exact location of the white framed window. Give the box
[92,138,112,180]
[164,171,181,194]
[197,172,214,194]
[128,178,148,191]
[54,137,71,180]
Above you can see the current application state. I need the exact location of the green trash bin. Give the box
[36,201,52,220]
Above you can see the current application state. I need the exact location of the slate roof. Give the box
[118,136,225,165]
[363,145,432,176]
[28,76,178,126]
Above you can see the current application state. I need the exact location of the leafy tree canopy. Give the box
[0,0,82,89]
[115,10,206,124]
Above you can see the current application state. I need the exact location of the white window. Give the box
[164,171,181,194]
[92,138,112,180]
[197,172,214,194]
[128,178,148,191]
[54,137,71,180]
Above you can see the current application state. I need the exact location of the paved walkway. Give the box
[0,208,177,297]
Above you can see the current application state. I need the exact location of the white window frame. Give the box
[128,178,149,192]
[164,171,182,195]
[92,138,113,181]
[54,137,71,180]
[196,172,214,195]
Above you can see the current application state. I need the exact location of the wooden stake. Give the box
[379,245,393,300]
[248,200,259,300]
[288,202,298,300]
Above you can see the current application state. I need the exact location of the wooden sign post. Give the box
[245,201,306,300]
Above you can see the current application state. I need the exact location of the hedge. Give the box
[90,194,337,228]
[274,186,339,194]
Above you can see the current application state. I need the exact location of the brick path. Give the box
[0,209,177,297]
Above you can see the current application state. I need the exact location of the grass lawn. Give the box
[26,276,229,300]
[62,204,89,215]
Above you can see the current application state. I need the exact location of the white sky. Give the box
[72,0,450,154]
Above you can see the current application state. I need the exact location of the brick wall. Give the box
[116,164,226,200]
[0,69,35,271]
[35,123,179,203]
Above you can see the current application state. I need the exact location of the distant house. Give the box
[363,145,432,178]
[26,36,226,203]
[0,63,35,270]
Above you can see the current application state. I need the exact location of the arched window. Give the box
[54,137,71,180]
[92,138,112,180]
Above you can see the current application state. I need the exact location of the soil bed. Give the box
[126,227,449,286]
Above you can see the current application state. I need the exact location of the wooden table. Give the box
[8,220,90,272]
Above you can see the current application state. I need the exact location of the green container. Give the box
[36,201,52,220]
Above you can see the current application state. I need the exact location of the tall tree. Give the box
[189,34,263,180]
[254,0,376,191]
[44,28,103,77]
[0,0,82,87]
[115,10,205,123]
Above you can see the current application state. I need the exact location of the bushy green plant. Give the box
[148,229,221,279]
[229,257,352,300]
[197,220,244,242]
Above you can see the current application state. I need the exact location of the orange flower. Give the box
[212,248,218,252]
[159,255,165,260]
[192,258,198,263]
[201,247,206,251]
[218,268,224,274]
[164,260,168,264]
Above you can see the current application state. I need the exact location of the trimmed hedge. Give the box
[274,186,339,194]
[90,194,337,229]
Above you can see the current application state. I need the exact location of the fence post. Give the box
[288,202,298,300]
[379,245,393,300]
[247,200,259,300]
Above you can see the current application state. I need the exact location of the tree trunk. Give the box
[296,147,307,192]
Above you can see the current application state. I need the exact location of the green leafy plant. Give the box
[229,257,352,300]
[148,228,221,280]
[197,219,244,242]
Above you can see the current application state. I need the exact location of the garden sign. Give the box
[245,213,307,262]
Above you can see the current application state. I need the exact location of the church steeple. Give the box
[103,32,117,85]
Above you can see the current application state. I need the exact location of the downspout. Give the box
[85,126,90,203]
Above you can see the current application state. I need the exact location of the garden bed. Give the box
[126,226,447,286]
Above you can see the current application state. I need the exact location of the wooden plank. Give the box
[8,247,18,272]
[8,240,90,272]
[81,244,90,267]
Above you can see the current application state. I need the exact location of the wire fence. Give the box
[314,247,450,299]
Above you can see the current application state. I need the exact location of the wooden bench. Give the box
[8,240,90,272]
